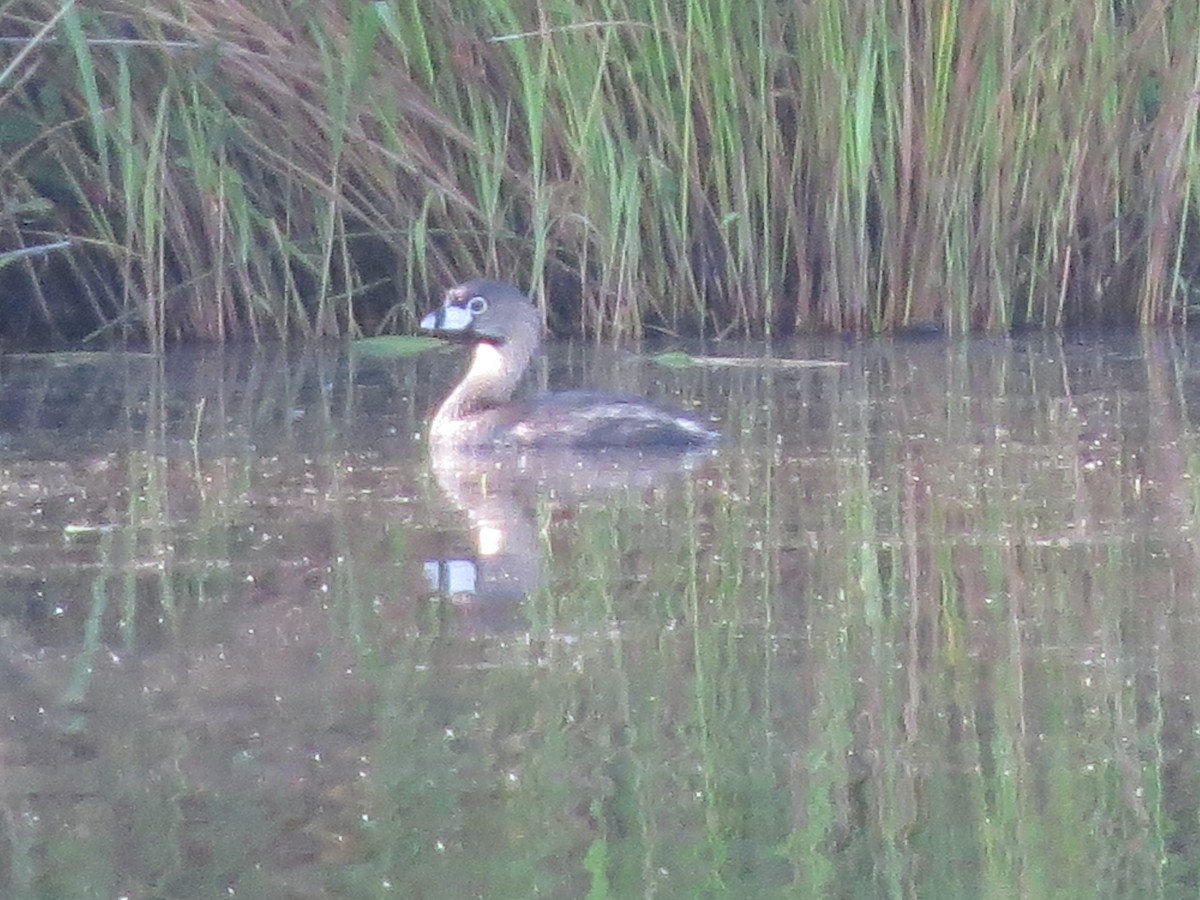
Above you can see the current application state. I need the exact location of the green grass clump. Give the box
[1,0,1199,344]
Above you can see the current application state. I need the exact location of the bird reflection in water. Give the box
[424,446,716,632]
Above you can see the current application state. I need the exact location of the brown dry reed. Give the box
[0,0,1198,347]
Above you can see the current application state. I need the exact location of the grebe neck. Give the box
[431,339,536,442]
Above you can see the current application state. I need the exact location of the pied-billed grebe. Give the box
[420,279,720,450]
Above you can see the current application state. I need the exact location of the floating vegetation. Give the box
[3,350,158,364]
[350,335,446,358]
[651,351,847,370]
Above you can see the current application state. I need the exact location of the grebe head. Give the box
[419,279,541,350]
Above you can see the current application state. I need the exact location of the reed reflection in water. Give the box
[0,334,1195,897]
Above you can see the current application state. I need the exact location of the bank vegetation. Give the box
[0,0,1197,346]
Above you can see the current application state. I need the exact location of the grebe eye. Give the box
[466,296,488,314]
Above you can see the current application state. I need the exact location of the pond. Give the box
[0,333,1197,898]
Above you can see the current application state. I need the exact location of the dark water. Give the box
[0,334,1198,898]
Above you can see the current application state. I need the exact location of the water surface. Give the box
[0,334,1197,898]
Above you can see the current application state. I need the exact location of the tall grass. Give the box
[0,0,1198,342]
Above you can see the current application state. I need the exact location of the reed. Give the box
[0,0,1198,342]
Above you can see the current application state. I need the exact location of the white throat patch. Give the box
[470,342,507,381]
